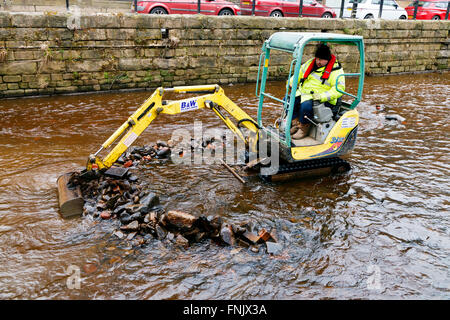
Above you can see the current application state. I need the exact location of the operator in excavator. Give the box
[289,43,345,139]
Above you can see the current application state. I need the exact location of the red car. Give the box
[405,0,449,20]
[240,0,337,18]
[132,0,241,15]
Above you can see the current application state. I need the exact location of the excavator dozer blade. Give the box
[57,172,84,218]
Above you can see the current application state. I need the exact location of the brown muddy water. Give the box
[0,72,449,299]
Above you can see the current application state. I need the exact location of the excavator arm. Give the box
[87,84,260,171]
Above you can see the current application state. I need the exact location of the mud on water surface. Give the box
[0,72,449,299]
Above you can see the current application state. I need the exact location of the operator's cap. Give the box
[315,43,332,61]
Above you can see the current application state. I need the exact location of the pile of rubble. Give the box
[69,140,282,255]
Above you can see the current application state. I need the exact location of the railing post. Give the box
[66,0,69,10]
[378,0,384,18]
[446,1,449,20]
[198,0,201,13]
[351,1,358,18]
[339,0,345,18]
[252,0,255,16]
[134,0,137,13]
[413,0,418,19]
[299,0,303,17]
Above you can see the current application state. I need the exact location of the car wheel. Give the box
[150,7,168,14]
[270,10,283,17]
[321,12,333,18]
[399,15,407,19]
[364,14,374,19]
[219,8,234,16]
[431,15,441,20]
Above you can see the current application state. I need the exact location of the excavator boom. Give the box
[87,84,259,172]
[57,84,261,217]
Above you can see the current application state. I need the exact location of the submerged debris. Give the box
[68,140,279,253]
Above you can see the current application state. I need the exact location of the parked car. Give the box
[132,0,241,15]
[239,0,337,18]
[326,0,408,19]
[405,0,449,20]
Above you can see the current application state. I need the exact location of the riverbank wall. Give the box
[0,12,449,98]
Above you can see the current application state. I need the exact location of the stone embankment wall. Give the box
[0,0,132,13]
[0,12,449,98]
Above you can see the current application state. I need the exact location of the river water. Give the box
[0,72,449,299]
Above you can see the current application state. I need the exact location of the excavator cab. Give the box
[255,32,364,168]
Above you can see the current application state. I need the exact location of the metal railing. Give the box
[3,0,450,20]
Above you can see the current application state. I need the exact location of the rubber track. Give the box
[260,157,350,180]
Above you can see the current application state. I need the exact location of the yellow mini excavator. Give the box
[57,32,365,217]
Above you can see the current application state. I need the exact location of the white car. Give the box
[325,0,408,19]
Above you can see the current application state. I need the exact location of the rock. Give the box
[237,238,250,248]
[100,211,111,219]
[250,245,260,253]
[156,147,170,158]
[155,225,167,240]
[167,232,175,241]
[106,194,121,208]
[113,230,125,239]
[125,203,143,214]
[157,141,168,148]
[123,160,133,168]
[195,216,215,233]
[83,203,96,215]
[220,224,236,246]
[175,234,189,249]
[165,210,197,230]
[139,193,160,214]
[385,114,406,123]
[195,232,207,242]
[120,212,132,224]
[232,224,247,235]
[266,242,283,255]
[258,228,274,243]
[114,204,128,215]
[129,212,142,222]
[126,231,137,241]
[239,220,254,232]
[150,211,159,224]
[207,215,223,231]
[241,231,260,244]
[269,228,279,243]
[120,220,139,232]
[128,174,138,182]
[96,201,107,210]
[83,263,98,274]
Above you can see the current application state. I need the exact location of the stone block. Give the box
[4,89,24,96]
[67,60,105,72]
[39,60,65,73]
[0,61,37,75]
[80,14,120,29]
[3,75,21,82]
[24,89,39,96]
[74,28,106,41]
[11,13,46,28]
[118,58,143,71]
[0,13,11,28]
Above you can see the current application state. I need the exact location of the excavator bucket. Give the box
[56,172,84,218]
